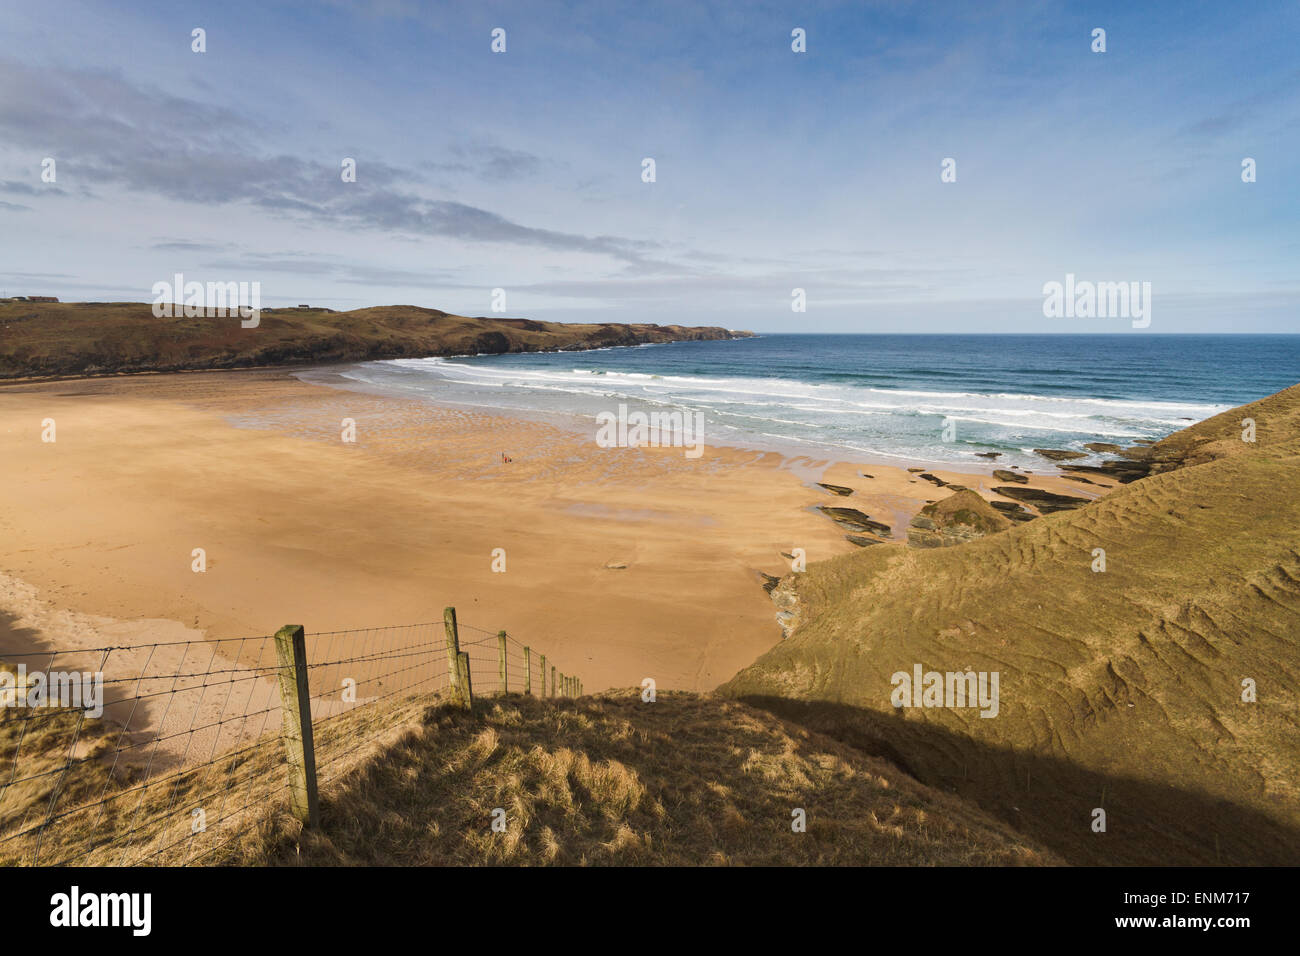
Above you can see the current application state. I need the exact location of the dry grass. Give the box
[0,659,431,866]
[4,667,1051,867]
[0,660,291,866]
[243,691,1056,866]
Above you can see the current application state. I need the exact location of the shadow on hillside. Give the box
[734,695,1300,866]
[0,608,169,770]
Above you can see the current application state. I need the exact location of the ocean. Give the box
[317,334,1300,469]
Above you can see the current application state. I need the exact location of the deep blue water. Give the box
[326,334,1300,467]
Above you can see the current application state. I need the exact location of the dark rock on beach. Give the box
[993,469,1027,484]
[989,499,1036,522]
[1033,448,1089,462]
[1059,450,1153,483]
[818,506,891,537]
[993,486,1091,514]
[817,483,854,497]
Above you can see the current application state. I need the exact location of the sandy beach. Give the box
[0,367,1110,704]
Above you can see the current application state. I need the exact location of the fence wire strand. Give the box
[0,614,579,866]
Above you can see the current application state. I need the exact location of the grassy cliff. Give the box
[722,383,1300,865]
[0,301,750,379]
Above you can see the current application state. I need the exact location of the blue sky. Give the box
[0,0,1296,332]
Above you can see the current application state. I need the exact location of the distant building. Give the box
[297,304,311,309]
[27,296,59,303]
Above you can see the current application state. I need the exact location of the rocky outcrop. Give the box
[992,486,1090,514]
[818,506,891,537]
[817,483,854,497]
[764,574,803,639]
[907,490,1013,548]
[993,469,1027,484]
[1032,448,1088,462]
[989,499,1036,522]
[1059,450,1153,483]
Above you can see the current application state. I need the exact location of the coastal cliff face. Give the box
[0,301,753,378]
[723,382,1300,866]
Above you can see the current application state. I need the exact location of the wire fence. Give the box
[0,609,581,866]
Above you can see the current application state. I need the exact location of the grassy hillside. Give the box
[722,383,1300,865]
[0,301,750,378]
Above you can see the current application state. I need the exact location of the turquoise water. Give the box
[328,334,1300,467]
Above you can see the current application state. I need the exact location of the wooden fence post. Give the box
[539,655,546,697]
[498,630,508,695]
[551,665,557,699]
[444,607,470,709]
[273,624,320,829]
[524,647,532,696]
[457,651,474,707]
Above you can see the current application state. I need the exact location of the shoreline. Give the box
[293,360,1151,478]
